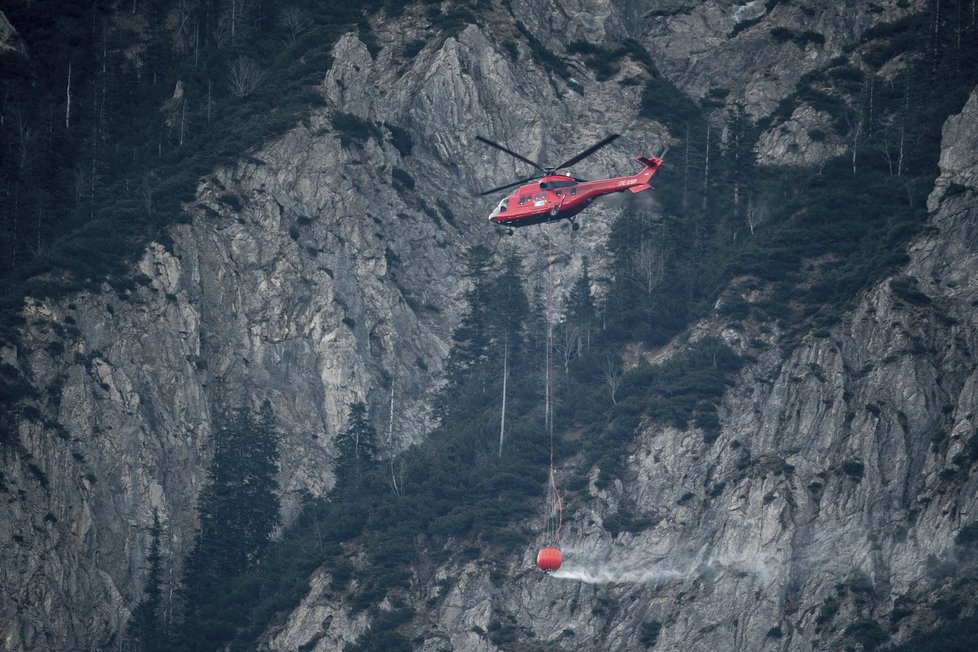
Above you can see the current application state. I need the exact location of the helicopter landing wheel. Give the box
[571,221,580,231]
[550,207,558,217]
[507,229,514,236]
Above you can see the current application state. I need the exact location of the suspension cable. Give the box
[544,222,563,546]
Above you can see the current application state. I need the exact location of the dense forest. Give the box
[0,0,415,336]
[4,0,978,650]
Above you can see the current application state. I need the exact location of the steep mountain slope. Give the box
[1,1,975,650]
[453,86,978,652]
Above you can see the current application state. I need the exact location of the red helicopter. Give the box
[477,133,663,233]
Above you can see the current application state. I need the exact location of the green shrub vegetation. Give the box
[844,619,887,650]
[956,522,978,547]
[333,112,384,149]
[887,613,978,652]
[639,619,662,647]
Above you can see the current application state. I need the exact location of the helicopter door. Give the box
[533,192,546,207]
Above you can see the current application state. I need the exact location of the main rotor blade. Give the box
[553,133,621,171]
[478,175,538,196]
[476,136,546,172]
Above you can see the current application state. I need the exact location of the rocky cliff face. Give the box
[0,1,971,650]
[376,90,978,652]
[478,86,978,652]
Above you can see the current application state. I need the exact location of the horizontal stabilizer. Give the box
[629,183,651,193]
[635,156,662,169]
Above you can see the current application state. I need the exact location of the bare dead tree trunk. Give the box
[179,99,187,146]
[732,142,740,217]
[898,72,909,177]
[16,117,33,172]
[100,23,108,143]
[10,185,19,269]
[746,193,756,236]
[702,122,710,212]
[143,177,153,216]
[882,127,895,176]
[867,76,874,137]
[34,207,43,257]
[91,132,98,216]
[682,123,690,213]
[498,341,507,457]
[388,385,400,496]
[897,119,905,177]
[65,61,72,131]
[846,106,863,176]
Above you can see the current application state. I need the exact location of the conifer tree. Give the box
[126,511,164,651]
[448,245,495,372]
[438,246,498,417]
[334,401,378,494]
[489,254,531,355]
[182,401,280,609]
[564,261,597,354]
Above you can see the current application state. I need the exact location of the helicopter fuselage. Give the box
[488,156,662,230]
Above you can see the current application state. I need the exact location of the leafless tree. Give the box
[625,238,663,295]
[211,13,232,48]
[844,106,864,175]
[555,322,581,374]
[881,120,899,176]
[31,207,49,259]
[74,165,91,208]
[142,174,156,216]
[214,0,254,48]
[174,0,198,54]
[280,7,311,45]
[602,353,624,405]
[13,114,35,173]
[745,192,757,236]
[227,57,263,97]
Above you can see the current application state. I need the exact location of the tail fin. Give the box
[635,155,663,184]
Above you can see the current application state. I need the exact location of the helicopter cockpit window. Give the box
[498,197,508,212]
